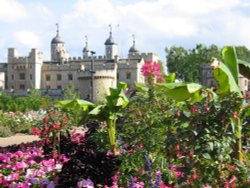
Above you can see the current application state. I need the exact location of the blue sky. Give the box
[1,0,250,62]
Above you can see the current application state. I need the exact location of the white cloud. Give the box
[170,0,240,15]
[30,2,54,21]
[0,0,250,62]
[0,0,27,22]
[14,31,40,48]
[63,0,118,28]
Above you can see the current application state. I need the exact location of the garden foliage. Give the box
[1,46,250,187]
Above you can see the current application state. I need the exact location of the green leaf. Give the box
[222,46,239,84]
[181,122,189,128]
[156,82,203,101]
[117,82,127,90]
[208,142,214,151]
[213,62,242,96]
[57,99,94,111]
[202,153,212,160]
[164,73,176,83]
[135,82,149,93]
[89,105,105,115]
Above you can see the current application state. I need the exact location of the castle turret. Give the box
[128,34,141,59]
[83,35,91,59]
[50,23,69,63]
[104,25,119,60]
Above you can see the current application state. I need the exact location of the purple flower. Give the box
[41,178,50,185]
[77,178,94,188]
[47,181,55,188]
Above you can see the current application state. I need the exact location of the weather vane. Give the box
[56,23,59,35]
[132,34,135,45]
[85,35,88,46]
[108,24,112,33]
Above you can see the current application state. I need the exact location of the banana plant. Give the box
[212,46,243,161]
[89,82,129,155]
[158,46,247,161]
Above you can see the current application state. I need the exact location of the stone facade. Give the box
[0,27,159,102]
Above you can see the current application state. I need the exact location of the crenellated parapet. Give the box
[8,48,43,64]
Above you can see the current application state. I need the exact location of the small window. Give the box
[57,85,62,89]
[126,72,131,79]
[57,74,62,81]
[46,75,51,81]
[30,74,32,80]
[117,73,119,79]
[19,84,25,89]
[11,75,14,80]
[245,80,248,87]
[68,74,73,80]
[46,85,51,89]
[20,73,25,80]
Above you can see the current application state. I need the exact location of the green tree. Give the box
[235,46,250,62]
[165,46,188,81]
[165,44,222,83]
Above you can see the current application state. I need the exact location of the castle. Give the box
[0,25,159,102]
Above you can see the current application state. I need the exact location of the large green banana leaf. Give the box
[156,82,203,102]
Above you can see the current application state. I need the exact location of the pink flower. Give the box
[32,127,41,135]
[134,182,145,188]
[156,75,165,83]
[16,161,28,169]
[43,116,49,123]
[52,124,60,130]
[9,172,19,181]
[106,150,120,157]
[141,61,161,77]
[53,152,58,159]
[225,175,237,188]
[14,150,24,158]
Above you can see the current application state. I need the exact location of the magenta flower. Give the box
[141,61,161,78]
[6,172,19,181]
[16,161,29,169]
[14,151,24,158]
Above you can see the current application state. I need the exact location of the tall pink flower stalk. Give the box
[141,61,164,100]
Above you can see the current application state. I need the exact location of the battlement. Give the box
[42,61,116,72]
[68,55,108,61]
[8,48,43,64]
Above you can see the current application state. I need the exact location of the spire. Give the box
[129,34,139,53]
[83,35,90,53]
[85,35,88,47]
[132,34,135,47]
[56,23,59,36]
[104,24,115,45]
[51,23,64,44]
[109,24,112,38]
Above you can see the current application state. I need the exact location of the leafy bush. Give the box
[0,126,12,137]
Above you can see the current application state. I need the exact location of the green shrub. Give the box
[0,126,13,137]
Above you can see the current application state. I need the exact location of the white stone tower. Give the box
[104,25,119,60]
[50,23,69,63]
